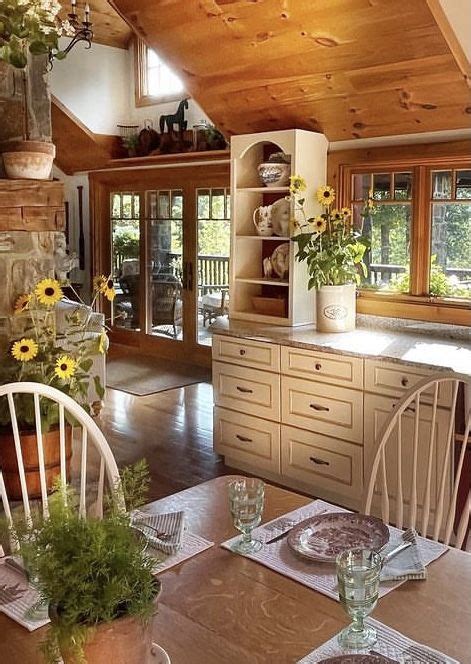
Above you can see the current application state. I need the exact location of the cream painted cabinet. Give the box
[213,335,454,513]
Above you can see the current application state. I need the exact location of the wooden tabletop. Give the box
[2,476,471,663]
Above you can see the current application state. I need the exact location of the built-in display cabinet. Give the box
[213,334,453,517]
[229,129,328,326]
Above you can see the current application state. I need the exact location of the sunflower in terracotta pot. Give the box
[0,275,114,500]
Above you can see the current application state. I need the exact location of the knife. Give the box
[265,508,328,544]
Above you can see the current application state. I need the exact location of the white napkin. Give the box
[131,510,185,555]
[381,529,426,581]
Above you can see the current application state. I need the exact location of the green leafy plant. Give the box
[4,462,158,664]
[290,177,370,290]
[0,0,71,68]
[391,255,470,298]
[0,275,114,431]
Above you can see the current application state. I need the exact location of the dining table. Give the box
[1,475,471,663]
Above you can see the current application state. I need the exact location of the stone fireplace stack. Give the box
[0,179,65,350]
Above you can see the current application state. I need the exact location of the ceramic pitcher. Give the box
[253,205,273,236]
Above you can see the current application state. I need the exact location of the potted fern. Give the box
[8,464,160,664]
[290,176,370,332]
[0,0,72,178]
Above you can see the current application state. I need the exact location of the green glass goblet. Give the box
[336,548,382,649]
[228,478,265,554]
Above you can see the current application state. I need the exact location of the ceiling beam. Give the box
[425,0,471,88]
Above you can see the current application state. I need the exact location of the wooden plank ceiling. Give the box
[60,0,131,49]
[108,0,471,140]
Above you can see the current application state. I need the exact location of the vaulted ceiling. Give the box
[60,0,131,49]
[99,0,471,141]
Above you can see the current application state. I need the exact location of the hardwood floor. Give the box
[96,381,233,502]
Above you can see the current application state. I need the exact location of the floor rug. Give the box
[106,353,211,396]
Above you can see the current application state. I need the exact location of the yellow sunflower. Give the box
[13,293,31,315]
[93,274,107,292]
[98,330,109,354]
[54,355,77,381]
[316,185,336,207]
[102,276,116,302]
[289,175,307,194]
[11,338,38,363]
[35,278,63,307]
[312,216,327,234]
[331,208,343,222]
[341,207,351,217]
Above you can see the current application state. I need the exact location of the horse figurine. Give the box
[159,99,189,138]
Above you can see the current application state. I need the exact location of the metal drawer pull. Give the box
[236,434,252,443]
[315,363,322,370]
[310,456,330,466]
[236,386,253,394]
[309,403,330,412]
[239,349,246,356]
[401,377,409,387]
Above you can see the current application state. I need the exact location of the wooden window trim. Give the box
[338,154,471,326]
[134,38,185,108]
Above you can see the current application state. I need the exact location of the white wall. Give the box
[53,166,91,296]
[50,39,210,137]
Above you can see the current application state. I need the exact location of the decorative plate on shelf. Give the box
[318,655,396,663]
[287,512,389,563]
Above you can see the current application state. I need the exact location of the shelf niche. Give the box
[229,129,328,326]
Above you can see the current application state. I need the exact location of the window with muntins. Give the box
[135,39,185,106]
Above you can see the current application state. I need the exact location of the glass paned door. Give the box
[111,192,141,330]
[197,187,231,346]
[146,189,184,339]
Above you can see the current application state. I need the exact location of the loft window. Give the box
[134,39,185,107]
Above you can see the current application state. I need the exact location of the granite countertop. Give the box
[210,318,471,376]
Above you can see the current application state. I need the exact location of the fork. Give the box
[381,527,416,565]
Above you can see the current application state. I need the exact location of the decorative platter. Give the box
[318,655,396,664]
[287,512,389,563]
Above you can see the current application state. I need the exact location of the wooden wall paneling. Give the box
[51,96,122,175]
[109,0,471,140]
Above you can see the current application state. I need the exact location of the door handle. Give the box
[182,261,194,291]
[236,434,252,443]
[236,386,253,394]
[309,403,330,412]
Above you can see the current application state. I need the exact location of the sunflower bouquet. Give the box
[0,275,115,431]
[290,176,370,290]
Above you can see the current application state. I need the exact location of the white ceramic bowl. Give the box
[257,162,290,188]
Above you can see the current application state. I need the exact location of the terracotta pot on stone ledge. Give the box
[0,140,55,180]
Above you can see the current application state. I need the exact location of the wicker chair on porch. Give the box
[151,278,182,338]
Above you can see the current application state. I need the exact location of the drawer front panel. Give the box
[212,335,280,372]
[281,376,363,444]
[281,346,363,388]
[214,407,280,473]
[281,425,362,501]
[364,360,452,407]
[213,361,280,420]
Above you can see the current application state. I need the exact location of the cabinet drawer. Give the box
[214,407,280,473]
[281,376,363,444]
[212,335,280,372]
[281,425,362,502]
[213,361,280,420]
[281,346,363,388]
[364,360,452,407]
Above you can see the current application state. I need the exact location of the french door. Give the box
[92,162,230,366]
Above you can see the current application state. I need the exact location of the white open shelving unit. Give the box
[229,129,328,326]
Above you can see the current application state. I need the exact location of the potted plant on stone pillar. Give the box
[0,0,75,179]
[290,176,371,332]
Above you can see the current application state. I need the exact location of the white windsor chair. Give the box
[364,373,471,548]
[0,381,124,527]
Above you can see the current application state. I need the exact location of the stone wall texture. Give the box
[0,55,52,144]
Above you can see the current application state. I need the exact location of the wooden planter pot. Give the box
[60,612,155,664]
[0,425,72,500]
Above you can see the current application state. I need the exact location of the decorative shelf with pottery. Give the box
[230,129,328,326]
